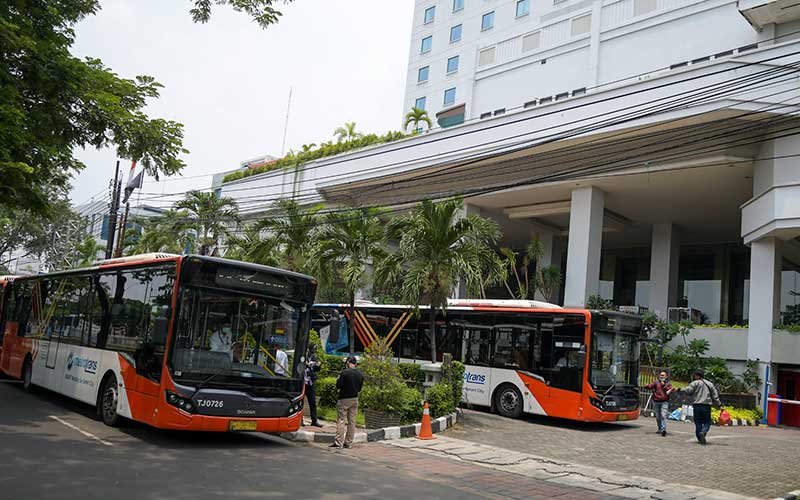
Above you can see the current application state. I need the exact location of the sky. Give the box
[69,0,415,207]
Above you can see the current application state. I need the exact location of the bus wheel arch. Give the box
[21,355,34,392]
[493,383,524,419]
[97,371,121,427]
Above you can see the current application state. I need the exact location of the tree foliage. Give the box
[311,208,387,353]
[175,192,239,255]
[376,199,500,361]
[256,198,322,273]
[333,121,362,143]
[0,1,189,213]
[404,107,432,133]
[189,0,293,29]
[127,209,195,255]
[224,224,280,266]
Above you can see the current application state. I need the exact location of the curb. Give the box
[278,409,460,444]
[641,411,759,426]
[772,490,800,500]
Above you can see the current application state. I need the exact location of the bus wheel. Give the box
[495,384,523,419]
[21,358,33,392]
[99,374,120,427]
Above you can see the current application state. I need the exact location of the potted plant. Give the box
[359,337,404,428]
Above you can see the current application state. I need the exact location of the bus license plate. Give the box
[616,415,628,421]
[229,420,258,432]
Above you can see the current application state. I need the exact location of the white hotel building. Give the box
[220,0,800,418]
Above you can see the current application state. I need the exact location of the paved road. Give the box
[445,409,800,499]
[0,379,481,500]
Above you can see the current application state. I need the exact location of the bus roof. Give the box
[315,298,563,310]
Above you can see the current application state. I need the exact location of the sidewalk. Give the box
[386,435,758,500]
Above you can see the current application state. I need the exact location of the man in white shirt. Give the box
[274,346,288,376]
[210,322,233,354]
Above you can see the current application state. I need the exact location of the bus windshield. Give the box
[170,287,305,386]
[589,330,639,389]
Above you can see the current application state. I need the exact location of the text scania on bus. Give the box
[313,300,642,423]
[0,254,317,432]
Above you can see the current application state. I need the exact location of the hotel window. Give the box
[446,55,459,74]
[418,66,430,83]
[522,31,541,52]
[450,24,463,43]
[424,6,436,24]
[516,0,530,17]
[634,0,657,16]
[443,87,456,106]
[415,96,427,110]
[453,0,464,12]
[478,46,496,66]
[421,36,433,54]
[571,14,591,36]
[481,11,495,31]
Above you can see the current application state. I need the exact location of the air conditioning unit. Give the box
[667,307,703,324]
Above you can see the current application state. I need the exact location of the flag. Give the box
[123,160,143,203]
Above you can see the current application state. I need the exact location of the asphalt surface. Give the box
[0,377,477,500]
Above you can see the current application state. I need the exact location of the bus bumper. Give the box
[153,405,304,432]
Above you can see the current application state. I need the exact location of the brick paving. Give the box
[444,409,800,499]
[318,440,629,500]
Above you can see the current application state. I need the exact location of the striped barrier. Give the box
[767,397,800,426]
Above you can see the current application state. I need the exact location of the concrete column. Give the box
[564,186,605,307]
[747,237,781,417]
[649,224,681,320]
[534,230,556,302]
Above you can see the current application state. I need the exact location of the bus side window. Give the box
[15,282,33,338]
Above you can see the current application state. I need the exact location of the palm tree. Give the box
[404,107,433,133]
[175,191,240,256]
[376,199,501,362]
[333,122,362,143]
[224,224,280,266]
[128,209,194,255]
[499,234,563,301]
[74,236,105,267]
[312,208,387,354]
[300,143,317,154]
[256,198,324,273]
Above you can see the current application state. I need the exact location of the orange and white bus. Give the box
[0,254,317,432]
[313,300,642,423]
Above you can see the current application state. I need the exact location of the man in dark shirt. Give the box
[331,356,364,449]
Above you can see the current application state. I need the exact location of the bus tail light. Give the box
[166,391,196,414]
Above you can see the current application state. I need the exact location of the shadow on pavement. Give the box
[460,406,637,432]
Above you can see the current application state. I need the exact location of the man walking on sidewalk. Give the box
[677,369,721,444]
[643,371,675,436]
[330,356,363,449]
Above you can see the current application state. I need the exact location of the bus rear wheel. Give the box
[99,374,121,427]
[494,384,524,419]
[21,358,33,392]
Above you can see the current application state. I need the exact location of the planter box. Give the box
[364,408,400,429]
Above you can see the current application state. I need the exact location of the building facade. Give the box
[403,0,800,128]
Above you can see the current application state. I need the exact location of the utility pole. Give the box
[114,202,130,258]
[105,161,121,259]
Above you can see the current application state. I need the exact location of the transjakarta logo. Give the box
[66,352,98,374]
[463,372,486,385]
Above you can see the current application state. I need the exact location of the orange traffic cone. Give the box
[417,401,436,440]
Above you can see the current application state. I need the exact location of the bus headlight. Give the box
[589,397,605,411]
[166,391,195,414]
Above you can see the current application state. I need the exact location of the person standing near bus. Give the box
[303,343,321,427]
[331,356,363,449]
[643,371,675,436]
[677,369,721,444]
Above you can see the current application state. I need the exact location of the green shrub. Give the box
[316,376,339,408]
[320,354,344,378]
[308,329,328,375]
[398,363,424,388]
[426,382,454,419]
[360,337,405,414]
[400,386,423,424]
[222,130,408,184]
[447,360,465,408]
[586,294,614,310]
